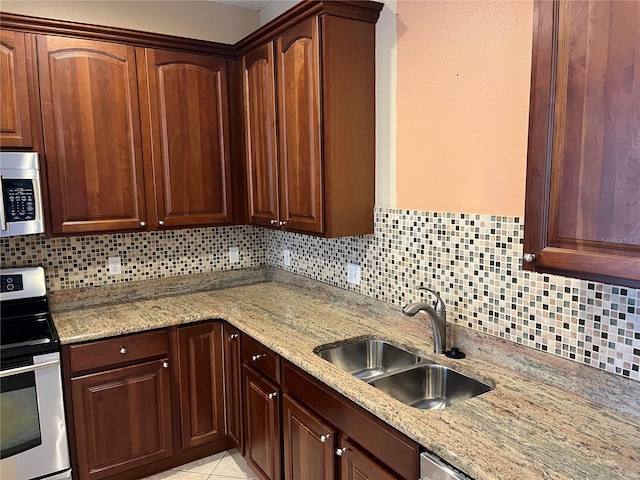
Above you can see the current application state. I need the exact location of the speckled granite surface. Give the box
[51,270,640,480]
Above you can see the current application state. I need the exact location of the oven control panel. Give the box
[1,274,24,293]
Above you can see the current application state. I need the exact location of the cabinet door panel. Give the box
[283,394,335,480]
[244,366,281,480]
[0,30,33,147]
[142,49,232,228]
[37,35,147,235]
[276,18,324,234]
[525,0,640,286]
[339,439,396,480]
[243,43,279,227]
[71,359,173,480]
[223,323,243,452]
[177,322,225,451]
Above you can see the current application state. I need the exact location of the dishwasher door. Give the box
[420,452,473,480]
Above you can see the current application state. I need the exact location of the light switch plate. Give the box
[229,247,240,263]
[347,263,361,285]
[108,256,122,275]
[284,249,291,267]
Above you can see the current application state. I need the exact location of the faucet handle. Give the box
[418,287,446,321]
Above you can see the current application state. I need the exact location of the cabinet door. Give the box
[283,393,335,480]
[242,43,279,228]
[70,358,173,480]
[524,0,640,287]
[177,322,226,451]
[0,30,34,147]
[338,438,397,480]
[140,49,232,228]
[244,366,282,480]
[37,35,147,235]
[276,18,324,234]
[223,323,244,452]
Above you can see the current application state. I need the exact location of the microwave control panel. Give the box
[2,179,37,222]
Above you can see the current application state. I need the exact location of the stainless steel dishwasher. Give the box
[420,451,473,480]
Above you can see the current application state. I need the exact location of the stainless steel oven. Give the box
[0,267,71,480]
[0,152,45,237]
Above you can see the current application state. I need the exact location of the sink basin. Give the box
[315,339,422,381]
[368,364,492,410]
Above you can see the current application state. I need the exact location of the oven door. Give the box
[0,352,71,479]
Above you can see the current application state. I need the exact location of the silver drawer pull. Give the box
[120,347,127,354]
[252,354,265,361]
[320,434,331,443]
[267,392,277,399]
[279,221,287,226]
[270,219,278,225]
[229,333,239,339]
[523,253,536,263]
[336,447,348,456]
[162,361,169,368]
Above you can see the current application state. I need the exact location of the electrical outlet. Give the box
[229,247,240,263]
[108,256,122,275]
[283,249,291,267]
[347,262,361,285]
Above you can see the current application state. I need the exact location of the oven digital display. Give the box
[2,179,37,222]
[0,275,23,293]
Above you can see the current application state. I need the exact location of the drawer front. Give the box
[282,361,419,480]
[242,335,280,383]
[69,329,169,374]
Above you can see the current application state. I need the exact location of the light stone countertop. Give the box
[51,271,640,480]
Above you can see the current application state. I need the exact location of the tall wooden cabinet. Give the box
[524,0,640,288]
[240,1,383,237]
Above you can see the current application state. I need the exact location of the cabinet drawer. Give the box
[69,329,169,374]
[242,336,280,383]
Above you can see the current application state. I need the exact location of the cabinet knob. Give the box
[270,219,278,225]
[320,434,331,443]
[162,361,169,368]
[523,253,536,263]
[251,354,265,361]
[120,347,127,354]
[279,221,287,226]
[140,221,146,227]
[158,220,165,226]
[335,447,348,457]
[267,392,278,399]
[229,333,239,340]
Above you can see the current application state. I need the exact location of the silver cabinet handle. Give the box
[523,253,536,263]
[229,333,239,340]
[336,447,348,456]
[279,221,287,226]
[158,220,165,226]
[162,361,169,368]
[267,392,277,399]
[270,219,278,225]
[252,354,265,361]
[120,347,127,354]
[140,221,146,227]
[0,359,59,378]
[320,434,331,443]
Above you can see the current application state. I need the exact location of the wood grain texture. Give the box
[141,48,233,228]
[338,438,397,480]
[223,323,244,453]
[524,0,640,286]
[37,35,148,235]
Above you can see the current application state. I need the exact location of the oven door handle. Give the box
[0,358,60,377]
[0,174,7,231]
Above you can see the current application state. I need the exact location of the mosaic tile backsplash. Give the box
[1,208,638,381]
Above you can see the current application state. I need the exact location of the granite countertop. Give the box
[51,271,640,480]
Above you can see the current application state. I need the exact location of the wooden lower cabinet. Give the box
[70,358,174,480]
[244,366,282,480]
[223,323,244,452]
[337,439,397,480]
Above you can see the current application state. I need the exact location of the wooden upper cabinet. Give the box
[524,0,640,288]
[139,48,233,228]
[0,30,35,148]
[276,18,324,234]
[37,35,147,235]
[243,43,279,228]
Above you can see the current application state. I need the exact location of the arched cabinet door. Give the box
[524,0,640,287]
[140,49,233,229]
[37,35,148,235]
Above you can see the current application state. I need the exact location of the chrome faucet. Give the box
[402,287,447,354]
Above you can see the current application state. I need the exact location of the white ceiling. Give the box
[212,0,276,10]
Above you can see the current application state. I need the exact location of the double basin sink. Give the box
[315,339,492,410]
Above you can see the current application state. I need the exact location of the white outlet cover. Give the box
[229,247,240,263]
[347,263,361,285]
[108,256,122,275]
[283,249,291,267]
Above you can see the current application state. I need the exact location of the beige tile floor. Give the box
[142,449,258,480]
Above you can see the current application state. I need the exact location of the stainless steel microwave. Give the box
[0,152,45,237]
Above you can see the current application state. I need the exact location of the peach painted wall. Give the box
[396,0,534,217]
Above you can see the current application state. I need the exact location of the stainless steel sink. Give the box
[315,339,492,409]
[315,339,422,381]
[368,364,492,410]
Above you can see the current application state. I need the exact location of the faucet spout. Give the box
[402,288,447,354]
